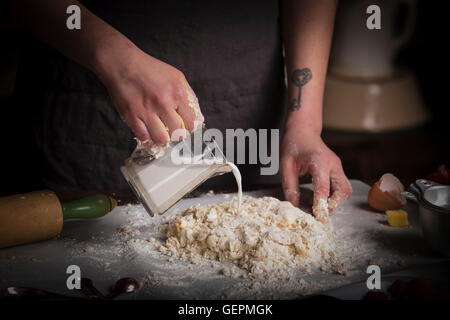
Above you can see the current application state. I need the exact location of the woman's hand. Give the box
[280,128,352,222]
[95,43,198,150]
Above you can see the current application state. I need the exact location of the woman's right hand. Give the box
[12,0,199,150]
[95,42,198,150]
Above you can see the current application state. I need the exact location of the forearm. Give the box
[11,0,137,79]
[281,0,337,135]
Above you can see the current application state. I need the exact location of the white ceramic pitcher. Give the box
[329,0,417,79]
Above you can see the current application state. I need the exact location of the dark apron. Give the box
[14,0,286,190]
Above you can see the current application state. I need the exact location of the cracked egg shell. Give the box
[368,173,406,212]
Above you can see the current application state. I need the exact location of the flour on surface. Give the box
[1,183,433,299]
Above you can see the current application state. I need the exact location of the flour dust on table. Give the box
[114,193,382,299]
[2,181,433,299]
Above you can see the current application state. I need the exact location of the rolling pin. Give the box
[0,190,117,249]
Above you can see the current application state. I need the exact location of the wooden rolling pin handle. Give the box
[0,191,63,249]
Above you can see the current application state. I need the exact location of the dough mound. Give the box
[159,196,344,278]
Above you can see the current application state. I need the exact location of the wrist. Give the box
[91,32,139,85]
[285,82,324,136]
[284,112,322,137]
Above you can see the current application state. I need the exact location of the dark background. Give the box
[0,1,448,194]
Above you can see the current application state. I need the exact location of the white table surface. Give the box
[0,180,448,299]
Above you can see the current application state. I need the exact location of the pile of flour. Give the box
[156,195,346,279]
[45,189,390,299]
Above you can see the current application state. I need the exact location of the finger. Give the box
[176,103,196,132]
[172,112,188,142]
[328,169,352,213]
[176,85,197,131]
[127,116,154,150]
[186,82,203,124]
[310,163,330,223]
[280,157,300,207]
[158,107,187,142]
[142,113,170,145]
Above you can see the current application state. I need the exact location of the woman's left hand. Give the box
[280,128,352,222]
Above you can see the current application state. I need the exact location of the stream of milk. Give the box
[226,162,242,213]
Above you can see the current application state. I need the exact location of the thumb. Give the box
[281,157,300,207]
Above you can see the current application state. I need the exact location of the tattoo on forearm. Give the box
[289,68,312,111]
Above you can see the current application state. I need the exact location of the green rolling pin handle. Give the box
[62,194,118,220]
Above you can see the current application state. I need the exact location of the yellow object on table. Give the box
[385,209,408,227]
